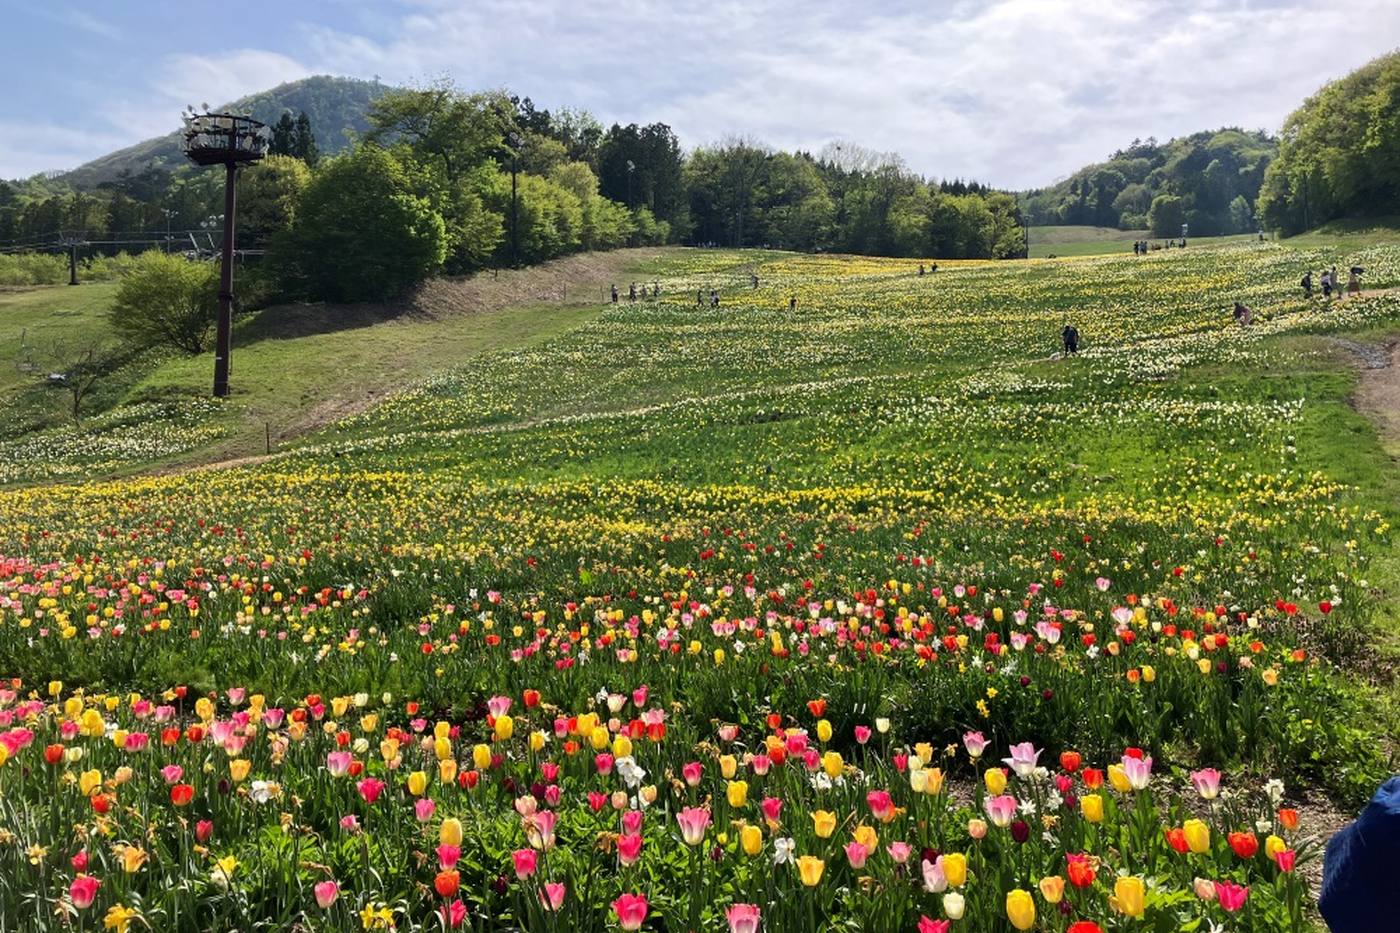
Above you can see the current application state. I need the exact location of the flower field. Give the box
[0,243,1397,930]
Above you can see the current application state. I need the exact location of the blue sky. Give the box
[2,1,1397,188]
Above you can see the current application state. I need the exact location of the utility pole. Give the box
[67,236,79,285]
[508,132,522,268]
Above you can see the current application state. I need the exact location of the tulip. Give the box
[967,817,988,839]
[984,794,1017,828]
[541,882,566,911]
[683,761,703,786]
[1215,880,1249,912]
[1275,848,1296,871]
[440,818,464,847]
[677,806,711,846]
[1066,853,1096,888]
[720,754,738,779]
[816,719,832,742]
[437,844,460,869]
[812,810,837,838]
[922,857,948,892]
[1038,874,1064,904]
[1002,742,1041,778]
[70,875,100,910]
[852,824,879,854]
[740,824,763,856]
[918,916,950,933]
[356,778,385,804]
[943,892,965,920]
[1006,889,1036,930]
[797,855,825,886]
[726,903,761,933]
[887,841,912,864]
[612,893,649,931]
[1183,818,1210,854]
[170,783,194,807]
[472,744,491,770]
[727,780,748,808]
[1110,876,1146,917]
[618,833,643,866]
[844,841,869,869]
[1229,831,1259,859]
[433,870,459,898]
[1190,768,1221,799]
[1080,793,1104,823]
[984,767,1008,795]
[407,771,428,796]
[822,751,843,778]
[311,880,338,909]
[962,731,987,758]
[512,849,537,879]
[1120,754,1153,790]
[1068,923,1104,933]
[941,852,967,887]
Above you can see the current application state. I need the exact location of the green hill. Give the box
[56,75,389,189]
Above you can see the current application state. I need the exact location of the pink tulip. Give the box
[1275,849,1297,872]
[845,841,869,869]
[595,753,615,775]
[415,798,436,822]
[613,893,649,931]
[160,765,184,784]
[69,875,100,910]
[540,762,560,782]
[339,814,360,832]
[761,797,783,825]
[854,725,872,745]
[326,752,351,777]
[588,791,608,812]
[984,794,1018,828]
[440,898,467,928]
[718,724,739,742]
[618,833,643,866]
[512,848,538,879]
[621,809,644,835]
[683,761,703,786]
[526,810,557,849]
[487,695,512,717]
[866,790,894,822]
[677,806,712,846]
[750,753,771,775]
[962,731,988,758]
[1001,742,1042,778]
[1215,881,1249,912]
[802,748,820,771]
[1190,768,1222,800]
[887,841,913,864]
[357,778,385,804]
[631,685,649,707]
[1120,754,1153,790]
[918,916,951,933]
[726,903,762,933]
[436,844,460,869]
[313,880,338,909]
[541,882,566,911]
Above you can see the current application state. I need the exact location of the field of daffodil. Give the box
[1,243,1398,931]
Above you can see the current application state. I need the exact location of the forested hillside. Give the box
[1021,129,1277,237]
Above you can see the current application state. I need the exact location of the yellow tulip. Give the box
[941,852,967,887]
[1107,764,1131,793]
[438,759,457,784]
[922,767,945,795]
[984,767,1007,795]
[434,721,451,740]
[797,855,825,887]
[812,810,837,838]
[440,818,464,847]
[229,759,251,783]
[472,744,492,770]
[1080,793,1104,823]
[529,730,546,752]
[1006,889,1036,930]
[407,771,428,796]
[589,726,609,750]
[816,719,833,743]
[1038,875,1064,904]
[727,780,749,808]
[822,751,844,778]
[1183,818,1211,854]
[740,824,763,856]
[852,824,878,854]
[433,736,452,761]
[494,715,514,741]
[1265,834,1287,858]
[1110,876,1146,918]
[612,735,632,758]
[78,769,102,797]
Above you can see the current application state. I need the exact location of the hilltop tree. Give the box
[276,145,446,302]
[1258,51,1400,235]
[293,112,320,166]
[365,82,509,185]
[108,252,219,354]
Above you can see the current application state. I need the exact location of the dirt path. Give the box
[1345,337,1400,446]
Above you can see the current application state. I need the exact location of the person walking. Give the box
[1348,266,1362,297]
[1301,271,1313,298]
[1233,301,1252,326]
[611,284,619,304]
[1321,269,1332,299]
[1061,324,1080,356]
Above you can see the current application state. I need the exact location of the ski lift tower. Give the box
[181,111,268,397]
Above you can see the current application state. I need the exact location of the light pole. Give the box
[162,208,174,253]
[508,131,522,268]
[626,159,635,209]
[181,111,268,398]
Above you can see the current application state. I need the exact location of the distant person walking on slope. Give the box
[611,284,619,303]
[1061,324,1080,356]
[1321,269,1333,298]
[1233,302,1253,326]
[1348,266,1363,297]
[1301,271,1313,298]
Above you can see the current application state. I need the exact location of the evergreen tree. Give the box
[269,113,296,157]
[292,111,320,167]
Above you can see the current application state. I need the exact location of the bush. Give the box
[0,253,67,286]
[108,252,219,354]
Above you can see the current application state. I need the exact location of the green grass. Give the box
[0,284,117,396]
[1029,225,1262,258]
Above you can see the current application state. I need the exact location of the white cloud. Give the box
[6,0,1399,184]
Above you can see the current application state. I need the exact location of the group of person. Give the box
[917,263,939,276]
[1301,265,1363,299]
[611,282,663,303]
[1132,239,1188,254]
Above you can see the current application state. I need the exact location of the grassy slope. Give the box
[1029,226,1259,258]
[0,284,116,396]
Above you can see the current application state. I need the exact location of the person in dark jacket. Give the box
[1061,324,1080,355]
[1321,776,1400,932]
